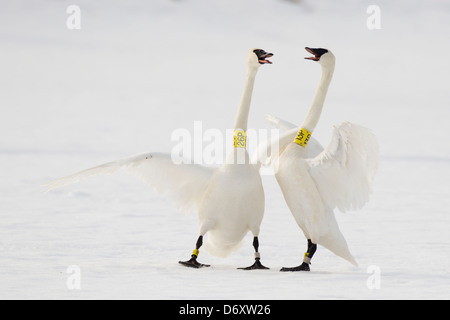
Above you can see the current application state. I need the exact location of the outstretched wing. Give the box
[306,121,379,213]
[43,152,216,214]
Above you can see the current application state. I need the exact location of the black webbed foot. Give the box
[179,256,210,269]
[280,262,310,272]
[238,258,269,270]
[179,236,210,268]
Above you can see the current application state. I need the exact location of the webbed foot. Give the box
[179,256,210,269]
[238,258,269,270]
[280,262,310,272]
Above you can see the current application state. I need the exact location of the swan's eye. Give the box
[253,49,266,56]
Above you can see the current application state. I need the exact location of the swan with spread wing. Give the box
[259,48,379,271]
[43,49,274,270]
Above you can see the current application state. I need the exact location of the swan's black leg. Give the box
[280,239,317,272]
[238,236,269,270]
[179,235,210,268]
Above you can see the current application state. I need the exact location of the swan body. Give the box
[267,48,378,270]
[44,49,274,268]
[275,137,358,266]
[201,150,264,257]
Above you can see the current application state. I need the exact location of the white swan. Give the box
[266,47,379,271]
[43,48,274,269]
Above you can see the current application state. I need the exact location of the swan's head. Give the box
[247,49,273,69]
[305,47,335,68]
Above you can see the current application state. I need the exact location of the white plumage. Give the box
[43,153,215,214]
[306,121,379,213]
[262,117,378,214]
[270,121,378,266]
[258,48,379,270]
[44,48,274,269]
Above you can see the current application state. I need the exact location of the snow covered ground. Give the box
[1,0,449,300]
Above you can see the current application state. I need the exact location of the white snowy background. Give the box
[1,0,449,299]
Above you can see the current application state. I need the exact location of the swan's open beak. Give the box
[305,47,328,61]
[254,49,274,64]
[259,52,273,64]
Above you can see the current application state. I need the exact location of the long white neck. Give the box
[301,63,335,132]
[233,67,258,131]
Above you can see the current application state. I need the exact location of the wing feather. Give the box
[306,121,379,212]
[264,114,297,132]
[43,152,216,213]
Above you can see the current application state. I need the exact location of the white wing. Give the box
[306,121,379,213]
[43,152,216,214]
[264,114,297,132]
[252,115,324,167]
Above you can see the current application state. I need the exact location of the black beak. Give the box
[254,49,274,64]
[305,47,328,61]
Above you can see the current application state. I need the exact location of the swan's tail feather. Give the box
[204,238,243,258]
[318,232,358,267]
[335,248,358,267]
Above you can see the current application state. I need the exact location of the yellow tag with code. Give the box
[233,130,247,148]
[293,128,312,147]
